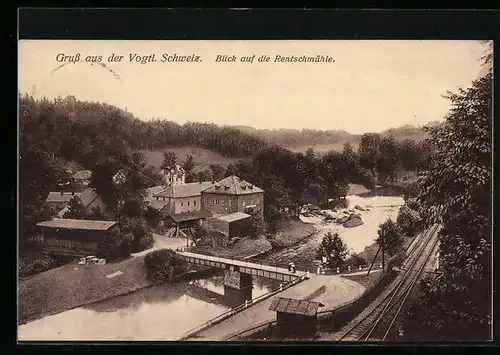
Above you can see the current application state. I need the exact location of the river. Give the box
[18,186,404,341]
[18,271,280,341]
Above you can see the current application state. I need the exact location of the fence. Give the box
[178,272,309,340]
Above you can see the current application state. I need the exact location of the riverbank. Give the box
[18,255,152,325]
[192,219,316,260]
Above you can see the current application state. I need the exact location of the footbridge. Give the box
[177,251,308,290]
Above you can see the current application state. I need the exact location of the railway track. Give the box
[336,224,441,341]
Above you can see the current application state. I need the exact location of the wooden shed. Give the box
[269,297,324,338]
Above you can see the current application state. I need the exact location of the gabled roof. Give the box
[269,297,324,317]
[46,189,102,208]
[80,188,101,208]
[166,209,213,223]
[46,192,81,204]
[154,181,213,198]
[202,175,263,195]
[216,212,251,223]
[36,218,117,231]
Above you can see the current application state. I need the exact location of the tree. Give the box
[376,218,403,258]
[97,226,132,260]
[86,206,106,220]
[224,163,237,177]
[341,142,360,182]
[358,133,382,177]
[316,232,349,269]
[118,198,146,219]
[402,61,492,340]
[377,135,400,182]
[246,209,265,237]
[144,206,161,228]
[63,195,86,219]
[396,203,424,237]
[161,151,178,170]
[320,151,350,200]
[196,169,212,182]
[210,164,225,181]
[183,154,195,182]
[399,139,419,171]
[131,219,154,252]
[144,249,189,284]
[89,157,120,205]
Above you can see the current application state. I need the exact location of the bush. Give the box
[131,222,154,253]
[346,254,366,268]
[19,254,59,278]
[396,202,424,237]
[144,249,189,284]
[144,206,161,228]
[97,226,132,260]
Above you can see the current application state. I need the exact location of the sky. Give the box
[18,40,489,134]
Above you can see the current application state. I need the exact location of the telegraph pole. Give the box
[381,231,385,272]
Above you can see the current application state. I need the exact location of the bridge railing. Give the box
[177,272,309,340]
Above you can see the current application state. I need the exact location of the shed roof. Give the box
[36,218,117,231]
[269,297,324,317]
[154,181,213,198]
[216,212,251,223]
[202,175,264,195]
[149,199,168,211]
[167,209,213,223]
[141,185,167,201]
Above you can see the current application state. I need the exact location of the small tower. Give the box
[159,164,185,186]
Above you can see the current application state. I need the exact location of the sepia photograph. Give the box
[17,39,492,342]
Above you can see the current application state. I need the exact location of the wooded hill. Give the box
[234,123,434,152]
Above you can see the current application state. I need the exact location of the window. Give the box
[188,201,190,206]
[228,200,232,207]
[181,202,183,207]
[194,200,197,206]
[242,201,246,207]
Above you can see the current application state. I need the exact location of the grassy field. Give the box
[18,255,152,325]
[139,147,243,172]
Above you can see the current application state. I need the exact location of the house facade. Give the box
[201,175,264,220]
[45,188,107,217]
[141,171,265,238]
[151,181,214,215]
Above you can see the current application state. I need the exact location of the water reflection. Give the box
[19,271,280,341]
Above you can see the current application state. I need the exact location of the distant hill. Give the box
[233,122,435,154]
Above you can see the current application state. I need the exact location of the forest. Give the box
[19,92,432,252]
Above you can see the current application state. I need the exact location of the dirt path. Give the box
[186,274,365,341]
